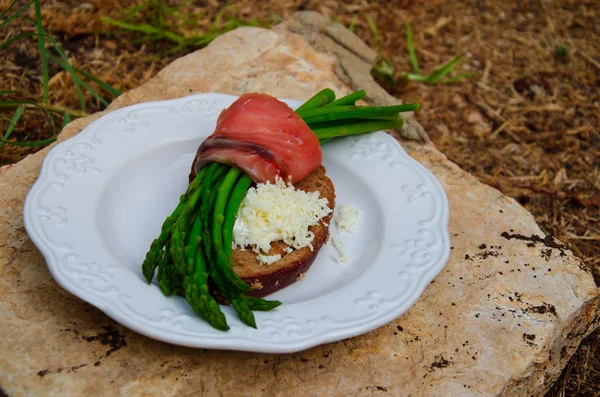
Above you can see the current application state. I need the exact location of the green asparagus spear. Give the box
[211,167,251,294]
[181,212,229,331]
[231,295,256,328]
[246,296,282,311]
[142,166,209,283]
[142,199,186,282]
[222,173,253,258]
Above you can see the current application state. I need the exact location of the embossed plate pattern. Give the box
[24,93,450,353]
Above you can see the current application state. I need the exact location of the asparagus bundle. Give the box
[141,89,419,331]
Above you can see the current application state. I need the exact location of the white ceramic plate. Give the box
[23,93,450,353]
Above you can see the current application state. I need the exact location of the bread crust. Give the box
[232,165,335,297]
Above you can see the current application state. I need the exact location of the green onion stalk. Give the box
[141,89,420,331]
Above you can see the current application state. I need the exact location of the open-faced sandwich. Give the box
[141,89,419,331]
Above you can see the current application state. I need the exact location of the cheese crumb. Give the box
[331,237,348,263]
[335,204,361,233]
[257,253,282,266]
[233,177,332,263]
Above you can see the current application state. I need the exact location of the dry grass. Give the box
[1,0,598,394]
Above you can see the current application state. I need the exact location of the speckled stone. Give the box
[0,12,597,397]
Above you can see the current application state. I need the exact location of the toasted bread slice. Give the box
[232,165,335,297]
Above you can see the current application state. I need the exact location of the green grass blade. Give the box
[0,102,57,148]
[193,33,218,47]
[0,0,19,21]
[0,137,57,147]
[442,71,478,84]
[0,0,34,29]
[0,104,25,149]
[427,56,464,83]
[269,11,282,25]
[39,29,112,108]
[348,14,358,32]
[100,17,162,34]
[0,90,23,96]
[405,22,420,73]
[0,32,37,51]
[18,21,83,105]
[364,14,380,51]
[212,2,230,30]
[74,67,122,97]
[0,99,38,106]
[0,100,57,148]
[78,80,109,106]
[33,0,49,103]
[62,110,72,128]
[47,53,86,110]
[373,54,396,84]
[163,30,184,44]
[132,34,163,44]
[123,3,150,21]
[163,42,186,55]
[401,72,430,82]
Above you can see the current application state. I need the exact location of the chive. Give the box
[300,103,420,125]
[295,88,336,113]
[360,113,401,121]
[307,116,398,132]
[324,90,366,107]
[312,119,405,140]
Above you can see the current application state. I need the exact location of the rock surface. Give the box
[0,12,597,397]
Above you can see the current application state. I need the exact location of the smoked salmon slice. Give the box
[191,93,322,184]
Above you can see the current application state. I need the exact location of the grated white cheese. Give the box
[331,237,348,263]
[233,177,332,264]
[257,253,282,266]
[335,204,361,233]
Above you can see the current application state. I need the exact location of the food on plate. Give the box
[335,203,361,233]
[232,165,335,297]
[141,88,419,331]
[189,92,322,184]
[331,237,349,264]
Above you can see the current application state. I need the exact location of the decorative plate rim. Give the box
[23,93,450,353]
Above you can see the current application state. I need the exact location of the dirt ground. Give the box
[1,0,599,395]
